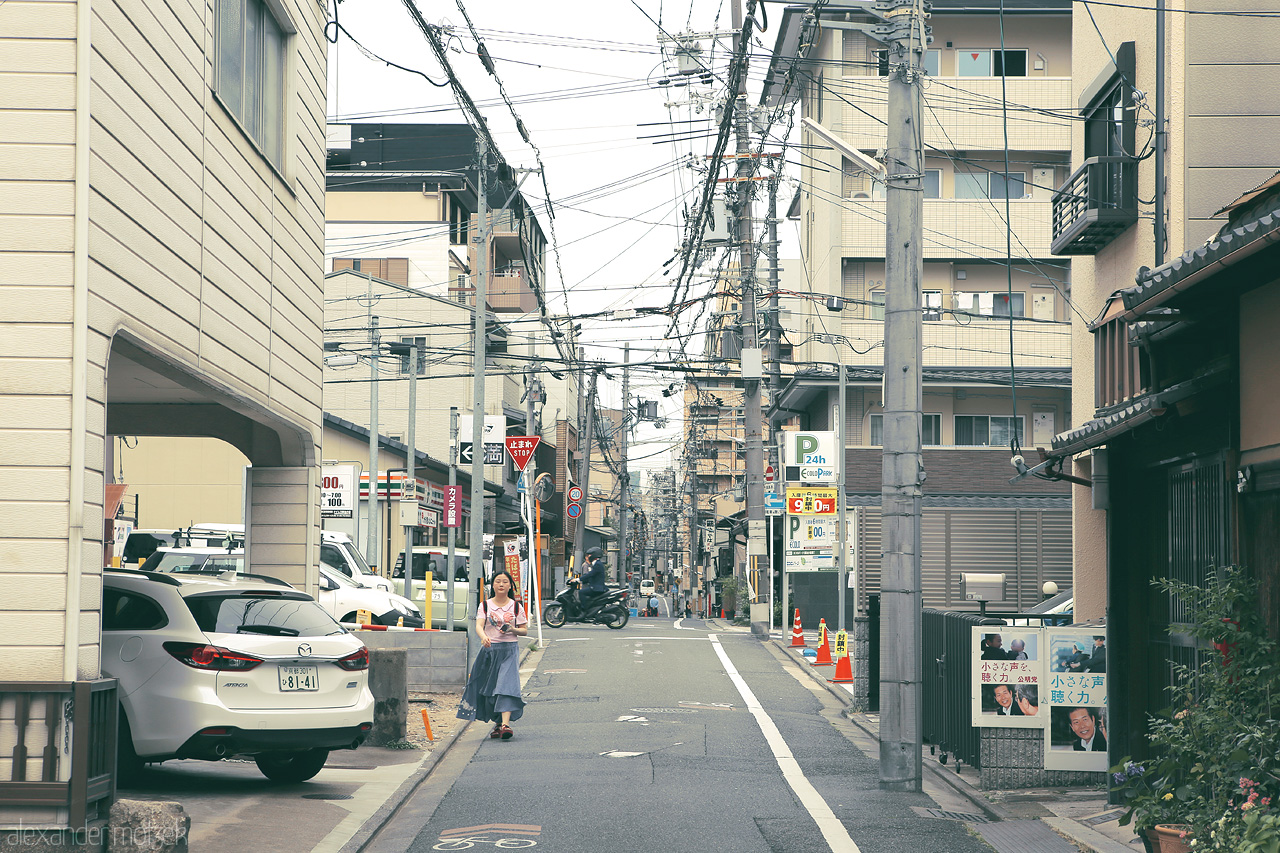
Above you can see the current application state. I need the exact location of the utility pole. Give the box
[468,137,490,660]
[619,343,630,587]
[367,315,380,574]
[402,340,418,604]
[687,448,699,616]
[766,172,783,628]
[879,0,928,793]
[836,360,847,633]
[730,0,768,637]
[446,406,458,632]
[571,368,599,576]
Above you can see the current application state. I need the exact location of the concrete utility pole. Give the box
[879,0,928,793]
[836,359,847,633]
[469,138,490,637]
[765,172,783,627]
[571,367,599,576]
[403,340,418,600]
[730,0,768,637]
[619,343,630,587]
[446,406,458,632]
[368,315,380,573]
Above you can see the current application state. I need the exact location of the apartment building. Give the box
[761,1,1075,617]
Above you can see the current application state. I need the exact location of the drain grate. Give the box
[1080,809,1127,826]
[301,793,354,800]
[914,807,991,824]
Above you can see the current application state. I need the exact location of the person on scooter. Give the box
[578,546,608,615]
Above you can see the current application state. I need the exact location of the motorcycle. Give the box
[542,580,629,629]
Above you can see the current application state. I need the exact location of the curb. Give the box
[770,639,1131,853]
[341,641,543,853]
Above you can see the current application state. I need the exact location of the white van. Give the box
[320,530,393,593]
[392,547,471,628]
[639,578,656,597]
[120,524,243,567]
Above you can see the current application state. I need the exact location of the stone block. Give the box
[367,648,408,745]
[106,800,189,853]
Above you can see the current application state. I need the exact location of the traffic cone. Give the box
[789,609,806,647]
[829,648,854,684]
[811,620,834,666]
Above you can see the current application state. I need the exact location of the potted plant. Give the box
[1114,567,1279,852]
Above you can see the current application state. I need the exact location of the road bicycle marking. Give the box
[710,635,863,853]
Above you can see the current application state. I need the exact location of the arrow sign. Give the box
[505,436,541,471]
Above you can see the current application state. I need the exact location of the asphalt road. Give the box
[366,617,997,853]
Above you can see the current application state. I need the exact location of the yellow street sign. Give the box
[785,486,837,515]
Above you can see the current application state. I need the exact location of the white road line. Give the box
[710,635,862,853]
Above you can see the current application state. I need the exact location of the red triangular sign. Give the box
[971,53,980,60]
[505,436,541,471]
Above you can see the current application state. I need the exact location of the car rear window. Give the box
[183,592,343,637]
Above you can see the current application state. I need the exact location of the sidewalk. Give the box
[770,635,1143,853]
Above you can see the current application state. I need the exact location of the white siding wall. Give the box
[0,0,327,684]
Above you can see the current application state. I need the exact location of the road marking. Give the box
[599,750,645,758]
[710,635,862,853]
[615,715,649,723]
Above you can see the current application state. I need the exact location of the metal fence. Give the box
[921,609,1004,768]
[1,679,117,829]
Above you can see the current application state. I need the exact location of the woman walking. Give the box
[458,569,527,740]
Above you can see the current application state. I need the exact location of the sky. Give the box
[326,0,801,479]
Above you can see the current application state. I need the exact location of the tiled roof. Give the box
[1122,197,1280,318]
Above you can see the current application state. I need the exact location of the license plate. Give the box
[278,665,319,691]
[431,591,446,602]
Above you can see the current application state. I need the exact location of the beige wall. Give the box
[0,0,327,686]
[1239,279,1280,467]
[328,190,444,222]
[116,436,248,529]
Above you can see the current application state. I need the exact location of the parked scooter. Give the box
[542,579,629,629]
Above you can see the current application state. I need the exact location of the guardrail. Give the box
[0,679,117,829]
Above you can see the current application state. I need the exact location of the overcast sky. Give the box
[326,0,800,476]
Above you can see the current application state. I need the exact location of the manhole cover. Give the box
[913,807,990,824]
[1081,810,1127,826]
[631,708,698,714]
[301,793,353,800]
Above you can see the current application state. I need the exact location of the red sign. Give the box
[443,485,462,528]
[764,465,775,483]
[505,436,541,471]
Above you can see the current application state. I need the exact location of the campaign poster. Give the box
[1044,628,1108,771]
[972,627,1044,728]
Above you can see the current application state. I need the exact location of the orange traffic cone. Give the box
[789,609,806,647]
[811,619,834,666]
[829,647,854,683]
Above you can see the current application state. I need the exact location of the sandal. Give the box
[499,725,513,740]
[490,725,503,739]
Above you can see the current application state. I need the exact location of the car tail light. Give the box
[336,648,369,671]
[164,642,263,671]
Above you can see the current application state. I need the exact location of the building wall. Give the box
[115,436,248,529]
[0,0,327,682]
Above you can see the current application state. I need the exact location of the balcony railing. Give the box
[0,679,117,830]
[1050,155,1137,255]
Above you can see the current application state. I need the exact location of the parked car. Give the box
[141,548,425,627]
[120,524,243,567]
[102,568,374,782]
[392,547,471,628]
[320,530,393,593]
[639,578,656,597]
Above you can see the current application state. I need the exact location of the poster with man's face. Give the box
[1043,628,1109,771]
[972,628,1044,728]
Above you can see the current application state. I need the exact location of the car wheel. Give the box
[340,612,360,626]
[254,748,330,783]
[542,603,566,628]
[603,606,629,629]
[116,711,146,785]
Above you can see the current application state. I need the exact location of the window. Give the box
[957,49,1027,77]
[103,589,168,631]
[449,200,471,245]
[398,336,427,376]
[955,171,1027,200]
[216,0,287,166]
[869,413,940,446]
[954,292,1026,318]
[332,258,409,288]
[869,290,885,320]
[955,415,1024,447]
[923,169,941,199]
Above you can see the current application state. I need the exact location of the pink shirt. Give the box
[481,598,526,643]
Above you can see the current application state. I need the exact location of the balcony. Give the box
[840,77,1073,152]
[842,199,1056,258]
[487,269,536,313]
[1050,156,1138,255]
